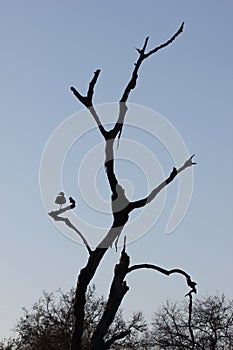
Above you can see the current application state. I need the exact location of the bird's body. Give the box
[69,197,76,209]
[55,192,66,209]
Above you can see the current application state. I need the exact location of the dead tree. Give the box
[49,22,197,350]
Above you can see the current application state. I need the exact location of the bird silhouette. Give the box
[55,192,66,209]
[69,197,76,209]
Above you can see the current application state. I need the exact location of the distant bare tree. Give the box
[150,294,233,349]
[48,22,197,350]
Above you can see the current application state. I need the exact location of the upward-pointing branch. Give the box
[114,22,184,143]
[144,22,184,59]
[87,69,101,102]
[70,70,107,138]
[129,154,196,210]
[120,22,184,103]
[70,69,101,108]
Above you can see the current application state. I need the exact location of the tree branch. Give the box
[127,264,197,296]
[100,155,196,249]
[120,22,184,104]
[105,330,131,350]
[144,22,184,59]
[104,311,146,349]
[48,197,92,254]
[111,22,184,144]
[104,139,118,194]
[87,69,101,102]
[91,243,196,349]
[70,69,101,108]
[129,154,196,210]
[91,246,130,349]
[70,70,108,138]
[71,23,184,147]
[187,292,195,350]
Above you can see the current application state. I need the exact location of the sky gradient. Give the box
[1,0,233,339]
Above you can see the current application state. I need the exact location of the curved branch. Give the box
[48,198,92,254]
[91,246,196,349]
[127,264,197,295]
[105,330,130,350]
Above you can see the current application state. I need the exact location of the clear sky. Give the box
[1,0,233,339]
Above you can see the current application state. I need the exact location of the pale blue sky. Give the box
[1,0,233,339]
